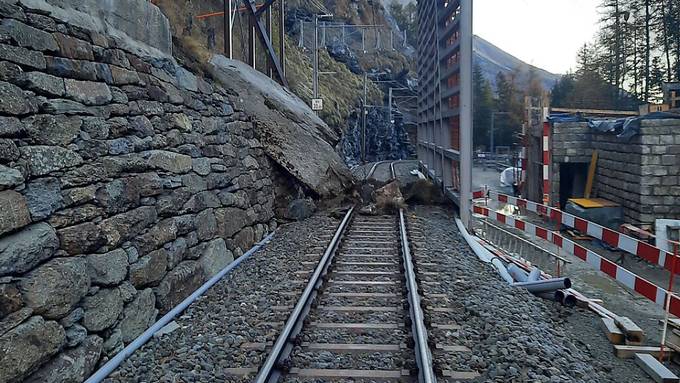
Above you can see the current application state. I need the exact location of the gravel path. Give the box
[409,205,652,383]
[103,214,339,383]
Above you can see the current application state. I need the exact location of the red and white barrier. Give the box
[542,121,550,205]
[472,205,680,317]
[488,191,679,274]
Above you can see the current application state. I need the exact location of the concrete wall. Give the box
[548,120,680,226]
[0,2,287,382]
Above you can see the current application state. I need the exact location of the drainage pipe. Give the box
[513,278,572,293]
[455,217,513,284]
[84,231,276,383]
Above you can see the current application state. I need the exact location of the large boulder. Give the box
[24,335,102,383]
[199,238,232,278]
[0,316,65,383]
[18,257,90,319]
[207,57,354,198]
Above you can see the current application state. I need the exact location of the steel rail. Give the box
[399,208,436,383]
[254,206,356,383]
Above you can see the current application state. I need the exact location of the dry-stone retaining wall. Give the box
[0,1,333,382]
[550,120,680,225]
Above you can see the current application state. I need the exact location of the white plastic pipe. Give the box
[455,217,513,284]
[84,232,276,383]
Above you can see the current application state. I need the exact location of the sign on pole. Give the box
[311,98,323,111]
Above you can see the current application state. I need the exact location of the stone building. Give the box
[526,116,680,227]
[0,0,352,382]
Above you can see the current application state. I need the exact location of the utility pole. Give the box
[362,72,368,163]
[224,0,233,58]
[312,14,333,114]
[388,87,393,124]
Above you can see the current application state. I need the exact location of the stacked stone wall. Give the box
[549,120,680,226]
[0,2,283,382]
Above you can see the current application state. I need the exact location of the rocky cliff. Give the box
[0,1,352,382]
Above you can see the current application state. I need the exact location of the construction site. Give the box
[1,0,680,383]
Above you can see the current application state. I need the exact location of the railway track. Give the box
[249,161,477,382]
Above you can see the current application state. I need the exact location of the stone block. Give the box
[0,43,45,69]
[0,282,23,318]
[0,307,32,336]
[45,56,97,81]
[0,190,30,235]
[109,65,140,85]
[81,288,123,332]
[165,237,188,269]
[19,257,90,319]
[58,221,106,255]
[0,80,30,115]
[155,260,203,313]
[0,116,24,138]
[24,334,102,383]
[0,222,58,277]
[22,177,64,221]
[133,218,178,254]
[64,78,112,106]
[86,249,128,286]
[95,178,141,214]
[0,19,58,51]
[0,138,19,163]
[24,114,82,145]
[117,288,156,343]
[215,207,248,239]
[129,248,167,288]
[146,150,192,174]
[0,164,23,190]
[199,238,232,278]
[54,32,93,60]
[233,226,255,251]
[19,71,65,97]
[0,316,65,383]
[99,206,157,248]
[20,145,83,176]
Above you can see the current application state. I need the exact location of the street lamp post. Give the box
[490,111,510,156]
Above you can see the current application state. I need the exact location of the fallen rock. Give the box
[373,180,405,214]
[18,257,90,319]
[24,335,102,383]
[207,57,353,198]
[0,222,59,276]
[284,198,316,221]
[0,316,65,383]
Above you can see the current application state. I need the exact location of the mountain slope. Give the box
[474,35,560,91]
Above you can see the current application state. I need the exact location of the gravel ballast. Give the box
[409,205,652,383]
[103,214,339,383]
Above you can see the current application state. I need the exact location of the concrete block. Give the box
[635,353,679,383]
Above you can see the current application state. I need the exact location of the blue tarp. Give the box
[548,112,680,141]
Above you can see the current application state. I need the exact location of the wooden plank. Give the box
[336,262,397,266]
[327,292,399,298]
[303,342,402,352]
[289,368,408,379]
[330,280,396,285]
[616,316,645,343]
[601,317,625,345]
[310,322,401,329]
[428,306,455,313]
[442,370,481,380]
[334,271,399,276]
[340,254,394,258]
[584,151,598,198]
[614,345,664,359]
[635,353,680,382]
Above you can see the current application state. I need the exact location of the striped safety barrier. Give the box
[472,205,680,317]
[487,191,679,274]
[472,189,486,199]
[542,121,550,205]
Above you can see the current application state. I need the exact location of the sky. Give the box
[473,0,601,74]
